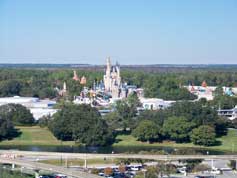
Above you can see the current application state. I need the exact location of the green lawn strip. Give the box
[0,126,236,153]
[0,126,74,146]
[40,158,116,166]
[211,129,237,152]
[113,129,237,153]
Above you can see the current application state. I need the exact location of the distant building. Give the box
[0,96,57,120]
[184,82,237,101]
[73,57,143,107]
[73,96,91,105]
[217,106,237,120]
[58,82,67,96]
[139,98,175,110]
[103,57,121,98]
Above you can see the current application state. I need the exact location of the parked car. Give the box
[38,175,54,178]
[53,174,67,178]
[98,172,104,176]
[210,168,221,175]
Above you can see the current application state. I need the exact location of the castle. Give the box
[103,57,122,98]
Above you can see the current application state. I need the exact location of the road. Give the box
[0,157,100,178]
[1,150,237,161]
[1,150,237,178]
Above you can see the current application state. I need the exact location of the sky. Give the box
[0,0,237,64]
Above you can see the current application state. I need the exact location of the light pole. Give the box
[84,153,87,169]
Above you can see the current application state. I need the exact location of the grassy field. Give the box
[0,126,236,153]
[114,129,237,153]
[40,158,116,166]
[0,126,74,146]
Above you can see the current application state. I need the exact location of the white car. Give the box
[130,166,139,171]
[211,169,221,175]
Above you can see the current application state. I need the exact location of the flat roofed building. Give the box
[217,106,237,120]
[0,96,57,120]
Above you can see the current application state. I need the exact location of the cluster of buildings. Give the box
[73,57,145,107]
[184,81,237,101]
[73,58,176,113]
[1,57,237,121]
[184,81,237,120]
[0,58,174,121]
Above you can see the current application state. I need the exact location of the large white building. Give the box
[139,98,175,110]
[0,96,57,120]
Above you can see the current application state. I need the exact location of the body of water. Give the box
[0,145,232,155]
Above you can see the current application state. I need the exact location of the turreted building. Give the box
[103,57,121,98]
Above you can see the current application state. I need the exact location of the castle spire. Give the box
[106,57,111,76]
[73,70,79,81]
[63,81,67,91]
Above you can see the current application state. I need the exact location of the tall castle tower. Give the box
[103,57,121,97]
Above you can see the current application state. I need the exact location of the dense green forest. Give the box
[0,68,237,100]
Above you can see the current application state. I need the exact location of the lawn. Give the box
[211,128,237,152]
[0,126,236,153]
[113,129,237,153]
[40,158,116,166]
[0,126,74,146]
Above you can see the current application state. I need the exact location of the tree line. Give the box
[0,68,237,100]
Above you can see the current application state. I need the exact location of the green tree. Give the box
[191,125,216,146]
[0,104,34,126]
[0,115,17,141]
[144,162,176,178]
[0,80,22,96]
[145,166,158,178]
[137,110,165,126]
[50,104,114,146]
[132,120,160,142]
[127,92,141,108]
[115,99,137,130]
[163,116,195,142]
[180,159,203,173]
[213,86,223,97]
[104,111,123,130]
[0,168,33,178]
[212,95,237,109]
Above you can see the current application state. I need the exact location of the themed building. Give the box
[73,57,144,107]
[73,70,79,81]
[73,70,87,85]
[58,81,67,97]
[184,81,237,101]
[103,57,121,98]
[80,76,87,85]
